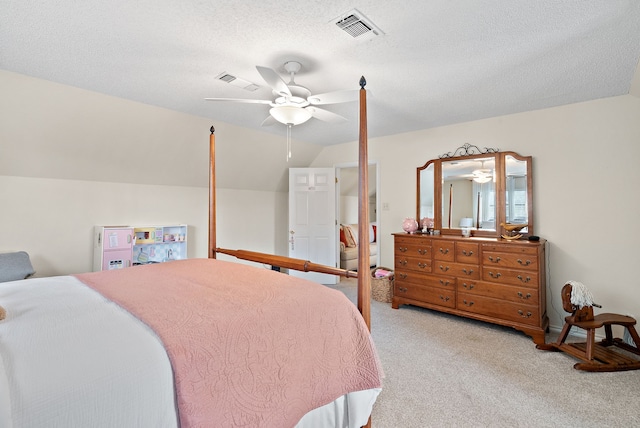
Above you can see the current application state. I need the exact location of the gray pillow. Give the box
[0,251,35,283]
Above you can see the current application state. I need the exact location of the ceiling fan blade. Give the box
[256,66,291,97]
[305,106,347,123]
[260,115,277,127]
[204,97,273,105]
[307,89,359,105]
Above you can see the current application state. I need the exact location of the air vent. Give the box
[332,9,384,40]
[214,72,259,92]
[217,73,236,83]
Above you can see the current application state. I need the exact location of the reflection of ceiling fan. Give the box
[471,166,493,183]
[205,61,358,127]
[450,160,493,183]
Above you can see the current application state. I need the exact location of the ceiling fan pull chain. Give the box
[287,124,292,162]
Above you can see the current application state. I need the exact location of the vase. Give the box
[402,217,419,234]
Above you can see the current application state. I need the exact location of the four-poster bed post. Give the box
[357,76,371,330]
[208,126,216,259]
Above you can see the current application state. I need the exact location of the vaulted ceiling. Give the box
[2,1,639,147]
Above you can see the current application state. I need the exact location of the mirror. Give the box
[418,163,434,224]
[417,145,533,238]
[441,156,496,231]
[504,153,531,234]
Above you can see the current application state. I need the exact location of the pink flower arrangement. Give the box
[421,217,434,230]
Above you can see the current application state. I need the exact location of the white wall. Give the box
[0,70,323,192]
[340,195,359,224]
[312,94,640,331]
[0,176,285,276]
[214,188,288,268]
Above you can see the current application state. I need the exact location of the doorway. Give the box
[335,162,380,271]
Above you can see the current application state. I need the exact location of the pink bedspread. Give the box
[75,259,382,427]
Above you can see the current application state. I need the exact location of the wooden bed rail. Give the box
[215,248,358,278]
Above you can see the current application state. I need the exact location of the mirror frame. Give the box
[417,146,533,239]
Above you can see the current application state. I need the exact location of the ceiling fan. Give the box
[205,61,358,127]
[468,160,494,183]
[447,160,494,183]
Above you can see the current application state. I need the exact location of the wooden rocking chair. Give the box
[537,282,640,372]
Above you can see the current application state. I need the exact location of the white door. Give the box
[288,168,337,284]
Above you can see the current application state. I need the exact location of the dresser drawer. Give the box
[433,241,455,261]
[456,242,479,264]
[395,255,432,273]
[458,280,539,304]
[394,282,455,309]
[395,235,432,245]
[482,243,538,255]
[433,261,480,279]
[482,266,539,288]
[457,293,540,326]
[394,237,431,259]
[482,251,538,271]
[396,270,455,288]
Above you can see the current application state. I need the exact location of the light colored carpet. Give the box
[330,279,640,428]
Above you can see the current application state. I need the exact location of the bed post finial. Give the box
[359,76,366,88]
[210,126,215,134]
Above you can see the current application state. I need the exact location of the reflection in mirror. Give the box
[441,157,496,231]
[418,163,434,229]
[505,155,528,233]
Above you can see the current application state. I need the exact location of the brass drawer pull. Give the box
[462,268,474,276]
[461,250,474,256]
[398,287,408,293]
[462,283,474,290]
[462,300,474,307]
[488,271,502,278]
[517,275,531,283]
[488,256,501,263]
[439,295,450,302]
[398,273,408,279]
[517,259,532,266]
[518,310,532,318]
[417,262,428,269]
[439,265,450,272]
[418,248,428,255]
[439,279,451,286]
[397,259,408,266]
[398,246,408,252]
[439,248,449,254]
[517,292,532,300]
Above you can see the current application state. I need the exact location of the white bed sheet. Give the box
[0,275,380,427]
[0,276,178,428]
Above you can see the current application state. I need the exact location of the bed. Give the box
[0,78,381,427]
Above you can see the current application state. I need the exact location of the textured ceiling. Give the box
[2,0,639,146]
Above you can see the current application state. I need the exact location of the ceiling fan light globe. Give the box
[269,106,312,125]
[473,175,492,184]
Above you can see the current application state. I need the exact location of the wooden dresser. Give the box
[393,233,548,344]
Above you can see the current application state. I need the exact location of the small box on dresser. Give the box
[393,233,548,344]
